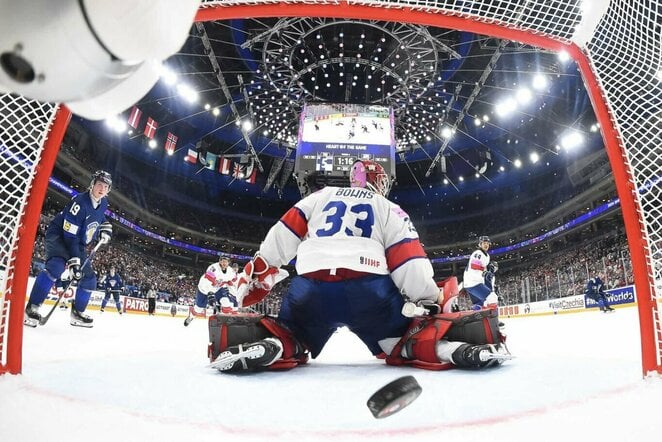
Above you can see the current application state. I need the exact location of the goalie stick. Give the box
[38,239,106,326]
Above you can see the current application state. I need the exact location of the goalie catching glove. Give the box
[235,254,288,307]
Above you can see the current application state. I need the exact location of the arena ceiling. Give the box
[74,17,609,224]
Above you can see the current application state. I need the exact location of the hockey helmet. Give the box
[478,235,491,245]
[90,170,112,190]
[350,160,391,197]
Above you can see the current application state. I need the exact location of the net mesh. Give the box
[0,94,57,369]
[2,0,660,372]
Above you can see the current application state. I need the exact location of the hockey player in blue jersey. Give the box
[100,266,124,314]
[24,170,113,328]
[585,272,615,312]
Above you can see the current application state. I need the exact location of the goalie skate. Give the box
[70,306,94,328]
[210,337,283,372]
[451,343,512,369]
[24,304,42,328]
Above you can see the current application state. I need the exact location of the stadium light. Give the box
[532,74,548,90]
[516,87,533,105]
[561,131,584,150]
[557,50,570,62]
[104,115,126,133]
[176,83,198,103]
[495,98,517,117]
[159,65,178,85]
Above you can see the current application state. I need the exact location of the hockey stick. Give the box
[39,239,105,326]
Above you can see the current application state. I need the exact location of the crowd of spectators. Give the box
[30,196,636,316]
[62,119,618,255]
[38,129,640,314]
[496,234,633,305]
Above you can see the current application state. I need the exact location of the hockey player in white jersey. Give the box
[184,256,237,326]
[462,236,499,309]
[209,160,509,372]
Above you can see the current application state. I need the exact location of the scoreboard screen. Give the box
[295,103,395,179]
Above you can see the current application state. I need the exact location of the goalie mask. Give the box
[350,160,391,197]
[90,170,112,191]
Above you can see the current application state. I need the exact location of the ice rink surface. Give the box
[1,305,661,442]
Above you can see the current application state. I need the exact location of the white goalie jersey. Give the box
[258,186,439,304]
[197,263,237,295]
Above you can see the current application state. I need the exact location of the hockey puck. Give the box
[366,375,422,419]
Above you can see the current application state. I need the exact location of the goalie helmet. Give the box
[90,170,112,190]
[350,160,391,197]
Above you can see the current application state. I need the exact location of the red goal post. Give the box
[1,0,660,375]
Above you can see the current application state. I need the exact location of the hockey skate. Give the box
[451,343,512,369]
[210,337,283,372]
[70,305,94,328]
[24,303,42,328]
[184,306,205,326]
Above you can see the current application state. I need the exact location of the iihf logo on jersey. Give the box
[360,256,381,268]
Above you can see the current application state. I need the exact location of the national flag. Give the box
[144,117,158,139]
[243,158,257,184]
[233,162,245,179]
[205,152,217,170]
[218,157,232,175]
[246,167,257,184]
[164,132,178,155]
[184,148,197,164]
[127,106,142,129]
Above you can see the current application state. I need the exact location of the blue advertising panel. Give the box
[584,285,636,309]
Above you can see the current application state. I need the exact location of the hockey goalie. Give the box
[208,160,511,372]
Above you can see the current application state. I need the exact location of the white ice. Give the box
[1,306,661,442]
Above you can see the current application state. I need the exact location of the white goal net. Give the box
[1,0,660,374]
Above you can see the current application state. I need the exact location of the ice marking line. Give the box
[19,380,641,438]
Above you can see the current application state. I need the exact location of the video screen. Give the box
[295,103,395,178]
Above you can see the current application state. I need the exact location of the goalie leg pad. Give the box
[208,313,308,370]
[441,309,503,344]
[385,309,504,370]
[385,317,454,370]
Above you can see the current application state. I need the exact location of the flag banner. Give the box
[127,106,142,129]
[184,148,197,164]
[165,132,178,154]
[205,152,217,170]
[233,162,245,179]
[243,157,256,183]
[144,117,158,139]
[218,157,232,175]
[246,166,257,184]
